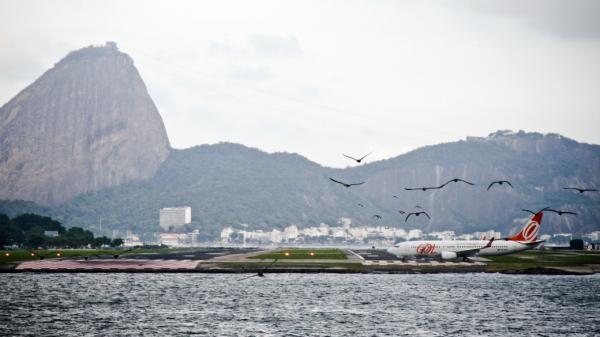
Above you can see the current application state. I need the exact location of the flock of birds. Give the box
[238,151,597,281]
[329,152,597,224]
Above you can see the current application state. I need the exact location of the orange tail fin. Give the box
[508,212,543,242]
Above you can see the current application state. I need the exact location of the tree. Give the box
[91,236,111,248]
[13,213,65,234]
[65,227,94,247]
[24,227,46,248]
[110,238,124,247]
[0,214,23,248]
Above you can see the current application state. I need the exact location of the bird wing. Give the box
[438,180,452,188]
[586,189,599,192]
[486,182,497,191]
[458,179,475,185]
[348,182,365,186]
[393,195,399,198]
[547,208,577,216]
[422,212,431,219]
[329,178,345,185]
[358,152,372,161]
[398,210,405,214]
[404,187,417,191]
[405,213,414,222]
[521,209,535,215]
[343,154,359,161]
[504,181,513,188]
[563,187,577,190]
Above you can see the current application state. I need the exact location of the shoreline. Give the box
[1,264,594,275]
[2,248,599,276]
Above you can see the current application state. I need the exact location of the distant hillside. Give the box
[50,143,377,238]
[344,131,600,236]
[0,42,170,205]
[2,131,598,239]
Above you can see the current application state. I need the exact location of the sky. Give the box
[1,0,599,167]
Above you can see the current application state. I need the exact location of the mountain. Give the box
[0,42,170,205]
[0,44,598,238]
[344,130,600,236]
[4,131,596,239]
[52,143,373,238]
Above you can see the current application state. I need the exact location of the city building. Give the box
[43,231,59,237]
[159,207,191,231]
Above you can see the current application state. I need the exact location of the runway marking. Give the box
[347,250,365,261]
[15,259,200,271]
[361,260,485,266]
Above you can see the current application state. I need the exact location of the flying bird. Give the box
[343,152,371,164]
[238,258,279,281]
[393,195,400,199]
[404,186,442,191]
[545,208,577,216]
[357,203,364,207]
[521,207,550,215]
[439,178,475,188]
[398,210,406,214]
[487,180,513,191]
[329,178,365,188]
[373,214,382,219]
[563,187,598,194]
[405,211,431,222]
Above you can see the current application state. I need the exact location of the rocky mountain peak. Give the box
[0,42,170,205]
[465,130,579,154]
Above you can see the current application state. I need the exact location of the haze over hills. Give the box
[0,42,170,205]
[0,43,599,239]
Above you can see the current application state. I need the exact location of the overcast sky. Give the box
[1,0,599,167]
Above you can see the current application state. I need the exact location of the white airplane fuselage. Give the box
[387,239,536,260]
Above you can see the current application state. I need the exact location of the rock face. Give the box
[0,42,170,205]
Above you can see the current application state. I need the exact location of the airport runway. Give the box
[351,249,399,261]
[89,247,261,260]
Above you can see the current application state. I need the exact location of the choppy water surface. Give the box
[1,273,599,336]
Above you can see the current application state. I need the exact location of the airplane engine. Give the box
[441,251,457,260]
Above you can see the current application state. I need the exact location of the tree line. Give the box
[0,213,123,249]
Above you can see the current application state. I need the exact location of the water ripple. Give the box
[1,273,599,336]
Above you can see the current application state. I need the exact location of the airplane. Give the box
[387,212,545,261]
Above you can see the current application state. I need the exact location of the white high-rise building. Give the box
[159,207,191,231]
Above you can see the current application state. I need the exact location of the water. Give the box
[1,273,599,336]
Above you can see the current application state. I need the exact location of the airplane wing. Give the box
[455,248,485,257]
[454,238,495,257]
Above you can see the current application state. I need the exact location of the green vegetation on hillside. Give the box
[0,213,122,249]
[1,132,599,239]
